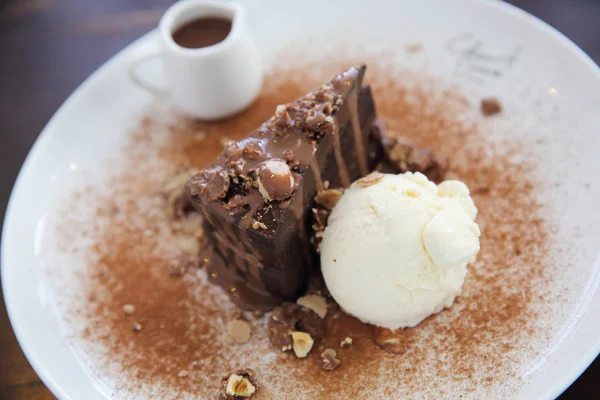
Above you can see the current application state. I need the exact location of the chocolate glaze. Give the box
[186,65,382,310]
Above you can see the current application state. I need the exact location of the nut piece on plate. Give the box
[340,337,353,348]
[314,188,344,209]
[296,294,327,319]
[383,136,449,183]
[220,369,257,399]
[356,171,385,188]
[268,303,324,352]
[122,304,136,315]
[226,319,252,344]
[291,331,314,358]
[372,327,409,355]
[320,348,340,371]
[256,159,297,202]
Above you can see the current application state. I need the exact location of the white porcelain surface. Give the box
[2,0,600,399]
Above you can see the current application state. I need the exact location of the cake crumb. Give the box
[481,97,502,116]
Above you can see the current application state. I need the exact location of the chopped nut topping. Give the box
[132,321,143,332]
[227,319,252,344]
[224,373,256,398]
[372,327,409,355]
[314,188,344,209]
[291,331,314,358]
[251,220,267,230]
[185,167,230,202]
[122,304,135,315]
[268,303,324,352]
[383,136,449,183]
[297,294,327,319]
[178,370,189,378]
[481,97,502,116]
[320,348,340,371]
[340,337,353,348]
[356,171,385,188]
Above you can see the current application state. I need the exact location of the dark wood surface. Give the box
[0,0,598,398]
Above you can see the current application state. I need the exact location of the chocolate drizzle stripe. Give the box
[310,158,325,192]
[349,91,368,176]
[332,123,351,188]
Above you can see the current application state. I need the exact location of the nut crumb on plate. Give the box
[122,304,135,315]
[220,369,257,399]
[372,326,409,355]
[296,294,327,319]
[320,348,340,371]
[291,331,314,358]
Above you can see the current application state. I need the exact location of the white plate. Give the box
[2,0,600,399]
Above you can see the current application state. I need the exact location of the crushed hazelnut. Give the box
[383,136,449,183]
[296,294,327,319]
[314,188,344,209]
[251,220,268,230]
[223,373,256,398]
[320,348,340,371]
[340,337,353,348]
[256,159,297,202]
[227,319,252,344]
[268,303,324,352]
[356,171,385,188]
[291,331,314,358]
[122,304,135,315]
[372,327,409,355]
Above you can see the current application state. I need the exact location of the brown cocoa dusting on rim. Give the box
[53,63,550,399]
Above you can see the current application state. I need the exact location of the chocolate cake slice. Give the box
[185,65,382,310]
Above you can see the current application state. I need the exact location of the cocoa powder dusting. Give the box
[51,62,551,399]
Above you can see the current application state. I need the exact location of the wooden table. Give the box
[0,0,598,398]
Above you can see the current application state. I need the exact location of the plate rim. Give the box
[2,0,600,399]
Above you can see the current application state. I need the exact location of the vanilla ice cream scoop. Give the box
[320,172,480,329]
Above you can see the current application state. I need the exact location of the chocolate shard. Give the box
[186,65,382,310]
